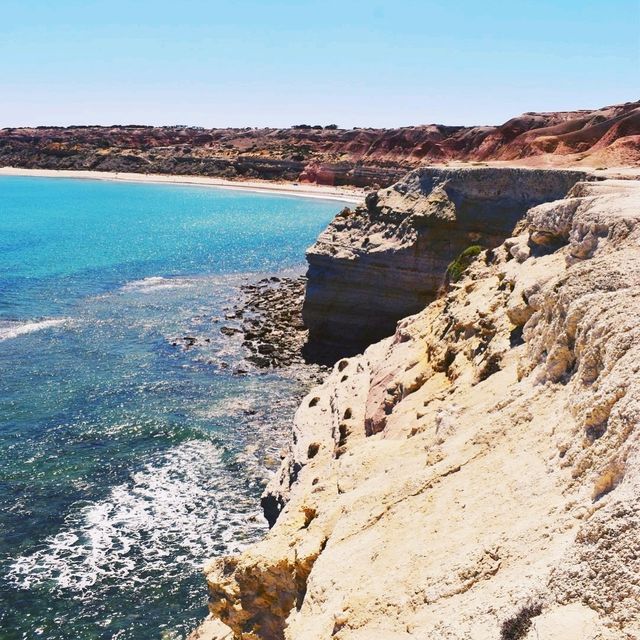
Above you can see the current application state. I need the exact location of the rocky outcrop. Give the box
[303,167,591,359]
[192,177,640,639]
[238,277,309,369]
[1,101,638,188]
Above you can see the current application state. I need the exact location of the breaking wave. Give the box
[8,440,266,594]
[0,318,68,341]
[120,276,196,293]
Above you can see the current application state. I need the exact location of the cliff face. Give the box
[192,176,640,640]
[303,167,590,360]
[1,100,638,188]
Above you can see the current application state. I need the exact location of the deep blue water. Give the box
[0,176,340,639]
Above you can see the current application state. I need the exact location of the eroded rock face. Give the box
[192,178,640,640]
[303,167,590,360]
[1,100,637,187]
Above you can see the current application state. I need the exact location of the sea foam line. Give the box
[7,440,266,594]
[0,318,68,341]
[120,276,196,293]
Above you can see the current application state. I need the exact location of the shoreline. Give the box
[0,167,364,204]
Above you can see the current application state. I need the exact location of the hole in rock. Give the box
[510,325,524,347]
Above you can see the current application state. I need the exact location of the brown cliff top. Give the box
[1,100,638,187]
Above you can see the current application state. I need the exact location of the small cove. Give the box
[0,176,341,639]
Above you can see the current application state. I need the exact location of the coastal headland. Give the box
[4,100,640,640]
[191,165,640,639]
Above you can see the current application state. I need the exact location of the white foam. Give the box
[121,276,195,293]
[197,397,257,420]
[8,440,267,593]
[0,318,68,341]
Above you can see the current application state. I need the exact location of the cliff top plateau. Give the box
[1,100,638,188]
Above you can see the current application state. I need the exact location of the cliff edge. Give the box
[192,175,640,639]
[302,167,590,360]
[1,100,638,188]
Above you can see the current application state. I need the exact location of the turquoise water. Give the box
[0,177,339,639]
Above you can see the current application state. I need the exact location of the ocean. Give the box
[0,176,340,639]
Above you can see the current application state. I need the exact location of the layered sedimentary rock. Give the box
[303,167,590,359]
[1,101,638,187]
[192,176,640,640]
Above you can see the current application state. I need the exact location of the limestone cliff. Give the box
[192,175,640,640]
[303,167,590,359]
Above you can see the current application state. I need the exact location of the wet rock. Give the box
[171,335,204,350]
[232,275,313,369]
[258,343,276,355]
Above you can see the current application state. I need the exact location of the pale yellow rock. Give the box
[188,616,234,640]
[193,178,640,640]
[523,603,614,640]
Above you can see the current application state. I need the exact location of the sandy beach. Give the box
[0,167,364,204]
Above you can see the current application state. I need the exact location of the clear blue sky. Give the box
[1,0,638,128]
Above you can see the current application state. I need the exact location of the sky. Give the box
[0,0,638,129]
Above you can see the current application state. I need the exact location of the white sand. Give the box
[0,167,363,204]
